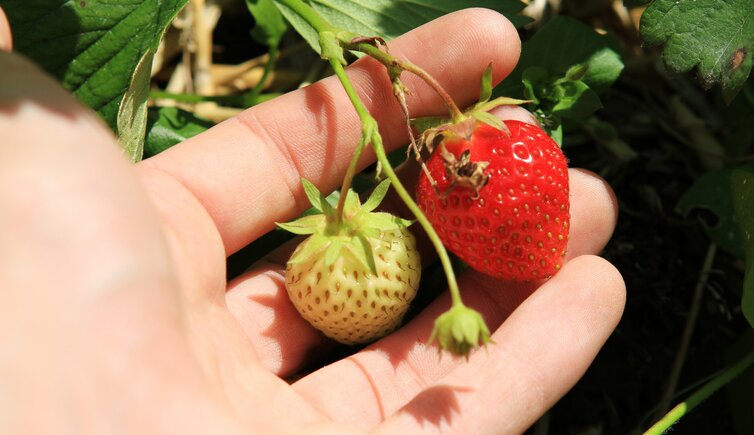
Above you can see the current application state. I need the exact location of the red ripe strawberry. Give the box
[416,119,569,281]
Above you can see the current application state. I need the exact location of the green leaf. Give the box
[362,179,391,212]
[342,188,361,215]
[731,168,754,328]
[580,48,626,94]
[4,0,189,131]
[246,0,288,47]
[117,49,154,162]
[324,239,342,266]
[472,110,505,131]
[522,67,548,105]
[300,178,334,215]
[640,0,754,101]
[551,79,603,119]
[497,16,624,98]
[364,212,412,231]
[275,0,529,55]
[547,119,563,146]
[144,107,214,158]
[479,63,494,103]
[582,117,638,162]
[473,96,531,113]
[275,214,326,235]
[677,165,754,259]
[564,64,589,82]
[352,235,377,275]
[288,234,329,264]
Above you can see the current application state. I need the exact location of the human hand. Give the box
[0,8,625,434]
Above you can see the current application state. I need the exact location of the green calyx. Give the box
[412,64,530,141]
[428,304,492,357]
[276,178,412,274]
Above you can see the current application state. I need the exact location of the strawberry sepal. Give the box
[429,304,491,358]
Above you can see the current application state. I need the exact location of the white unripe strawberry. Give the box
[278,179,421,344]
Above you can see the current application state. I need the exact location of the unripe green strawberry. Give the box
[278,179,420,344]
[285,226,419,343]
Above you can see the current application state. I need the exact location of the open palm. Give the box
[0,8,624,434]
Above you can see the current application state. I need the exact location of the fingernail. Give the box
[489,105,539,126]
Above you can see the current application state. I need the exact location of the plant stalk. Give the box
[246,44,279,102]
[327,58,462,304]
[329,58,368,222]
[275,0,464,121]
[655,243,717,418]
[276,0,465,306]
[348,41,464,122]
[644,346,754,435]
[372,124,463,307]
[274,0,338,34]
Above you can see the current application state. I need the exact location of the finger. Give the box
[0,6,12,51]
[225,168,619,377]
[0,52,334,433]
[138,8,522,255]
[295,256,625,432]
[0,52,216,429]
[376,256,625,434]
[488,105,539,125]
[564,168,619,260]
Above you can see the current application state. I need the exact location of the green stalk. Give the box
[274,0,338,34]
[328,58,462,305]
[644,347,754,435]
[331,59,367,222]
[245,44,279,103]
[349,41,465,123]
[275,0,464,122]
[371,121,463,306]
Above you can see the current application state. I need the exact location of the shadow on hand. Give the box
[397,384,474,428]
[378,269,541,370]
[240,279,345,380]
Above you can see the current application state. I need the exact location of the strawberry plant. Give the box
[4,0,754,433]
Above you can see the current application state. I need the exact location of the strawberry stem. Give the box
[273,1,464,122]
[328,54,464,308]
[273,0,339,35]
[330,59,463,314]
[371,129,464,309]
[274,0,474,350]
[644,347,754,435]
[347,41,465,123]
[330,58,370,223]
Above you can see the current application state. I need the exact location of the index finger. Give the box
[138,9,522,255]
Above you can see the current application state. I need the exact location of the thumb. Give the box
[0,6,13,51]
